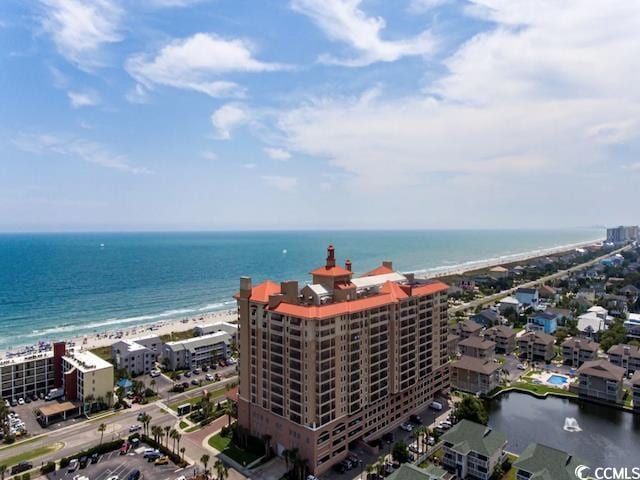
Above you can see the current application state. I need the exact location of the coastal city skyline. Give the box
[2,1,640,231]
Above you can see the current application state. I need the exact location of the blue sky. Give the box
[1,0,639,231]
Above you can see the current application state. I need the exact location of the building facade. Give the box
[441,420,507,480]
[572,359,625,404]
[61,350,114,408]
[236,247,450,475]
[607,344,640,375]
[632,372,640,411]
[606,225,639,244]
[483,326,516,354]
[450,356,501,395]
[458,336,495,360]
[111,334,162,376]
[0,350,56,402]
[163,331,231,370]
[561,338,599,367]
[194,321,239,340]
[517,332,555,362]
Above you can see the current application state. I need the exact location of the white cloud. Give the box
[243,163,257,169]
[262,175,298,192]
[13,133,149,174]
[264,147,291,161]
[409,0,452,13]
[126,33,286,97]
[126,83,150,104]
[67,90,101,108]
[290,0,436,66]
[273,0,640,224]
[201,151,218,161]
[211,104,250,139]
[39,0,122,70]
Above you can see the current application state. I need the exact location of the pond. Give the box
[487,392,640,468]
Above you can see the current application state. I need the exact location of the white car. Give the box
[149,370,160,377]
[205,374,214,381]
[400,423,413,432]
[17,398,24,405]
[438,421,452,430]
[517,364,526,370]
[106,476,119,480]
[129,425,141,432]
[175,476,186,480]
[427,436,435,445]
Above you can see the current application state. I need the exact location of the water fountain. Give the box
[563,417,582,432]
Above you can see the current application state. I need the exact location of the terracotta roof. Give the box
[577,359,624,381]
[225,385,239,403]
[310,265,353,277]
[363,264,395,277]
[379,281,410,300]
[246,280,281,303]
[272,281,448,320]
[334,281,356,290]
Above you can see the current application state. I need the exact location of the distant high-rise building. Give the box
[606,225,638,244]
[235,245,450,475]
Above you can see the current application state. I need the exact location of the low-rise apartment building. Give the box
[513,443,587,480]
[632,371,640,411]
[236,247,451,475]
[0,348,56,402]
[572,359,625,404]
[561,338,599,367]
[111,334,162,376]
[607,344,640,375]
[457,319,482,339]
[451,356,501,395]
[447,334,460,357]
[61,349,114,409]
[441,419,507,480]
[458,336,495,360]
[194,321,238,340]
[163,331,231,370]
[483,325,516,354]
[517,331,555,362]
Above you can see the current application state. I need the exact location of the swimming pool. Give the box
[548,374,568,385]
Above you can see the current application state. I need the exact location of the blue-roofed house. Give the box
[527,311,559,334]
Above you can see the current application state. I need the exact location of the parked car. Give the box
[181,382,189,389]
[11,462,33,475]
[202,365,209,372]
[150,369,160,377]
[106,476,119,480]
[205,374,214,381]
[427,436,435,446]
[517,364,526,370]
[17,398,24,405]
[400,422,413,432]
[127,470,141,480]
[67,459,79,472]
[430,401,443,411]
[129,424,142,433]
[191,379,200,386]
[79,456,89,468]
[119,442,131,455]
[410,414,422,424]
[155,456,169,466]
[184,371,192,378]
[91,453,100,464]
[332,463,347,474]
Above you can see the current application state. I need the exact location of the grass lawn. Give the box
[510,382,577,397]
[1,442,64,466]
[179,421,189,429]
[501,453,519,480]
[208,433,262,467]
[167,386,228,411]
[0,436,40,452]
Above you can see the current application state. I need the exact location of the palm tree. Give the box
[140,413,151,436]
[98,423,107,445]
[214,460,228,480]
[170,429,178,453]
[164,425,171,448]
[0,464,7,480]
[180,447,186,463]
[261,434,272,458]
[150,379,156,395]
[223,401,235,426]
[175,432,182,456]
[151,425,163,443]
[200,454,210,479]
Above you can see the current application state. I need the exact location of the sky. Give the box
[1,0,639,231]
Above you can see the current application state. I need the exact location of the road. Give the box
[448,244,632,314]
[0,374,244,478]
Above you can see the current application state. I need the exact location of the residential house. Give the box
[498,296,521,315]
[624,313,640,339]
[448,285,464,298]
[607,344,640,375]
[441,420,507,480]
[513,443,588,480]
[538,284,558,302]
[515,288,539,308]
[577,310,608,340]
[483,325,517,354]
[604,294,628,317]
[620,285,640,304]
[632,372,640,411]
[561,338,599,367]
[470,309,503,327]
[572,359,625,404]
[517,331,555,362]
[576,288,596,303]
[489,266,509,279]
[527,311,558,334]
[459,278,476,291]
[458,336,495,359]
[111,334,162,376]
[163,331,231,370]
[451,356,501,395]
[457,319,483,339]
[545,307,573,326]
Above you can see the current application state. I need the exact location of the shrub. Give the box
[40,462,55,474]
[3,434,15,444]
[60,457,70,468]
[139,435,186,467]
[22,472,30,480]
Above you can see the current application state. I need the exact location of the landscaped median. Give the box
[207,425,264,468]
[489,382,578,399]
[167,386,228,411]
[0,442,64,470]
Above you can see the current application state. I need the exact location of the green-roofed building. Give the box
[513,443,588,480]
[441,419,507,480]
[386,463,448,480]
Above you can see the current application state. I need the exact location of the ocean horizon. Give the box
[0,229,602,350]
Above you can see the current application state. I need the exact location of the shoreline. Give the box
[0,236,603,358]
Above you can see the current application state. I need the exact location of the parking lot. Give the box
[49,445,188,480]
[320,398,452,480]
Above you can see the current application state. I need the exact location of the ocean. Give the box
[0,229,602,350]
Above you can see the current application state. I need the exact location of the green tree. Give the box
[0,464,7,480]
[200,454,210,479]
[98,423,107,445]
[453,395,489,425]
[391,441,410,463]
[214,460,228,480]
[599,319,628,352]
